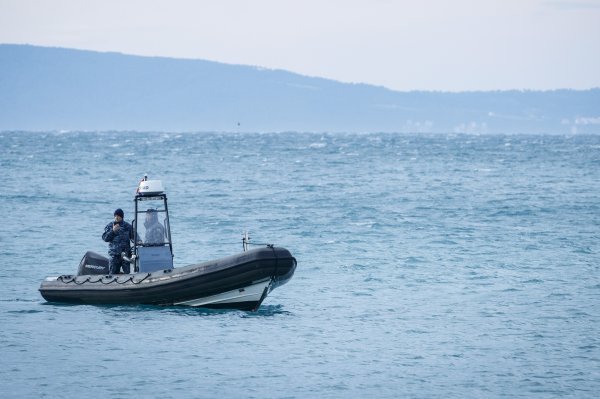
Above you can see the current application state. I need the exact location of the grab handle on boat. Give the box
[242,231,250,252]
[121,251,136,264]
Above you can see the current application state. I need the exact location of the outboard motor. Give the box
[77,251,110,275]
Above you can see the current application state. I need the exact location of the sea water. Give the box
[0,132,598,398]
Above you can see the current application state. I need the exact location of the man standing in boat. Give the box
[102,208,134,274]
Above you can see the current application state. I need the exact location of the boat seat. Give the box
[137,245,173,272]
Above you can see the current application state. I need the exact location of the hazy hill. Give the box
[1,44,598,133]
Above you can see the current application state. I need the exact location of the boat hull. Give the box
[39,247,296,311]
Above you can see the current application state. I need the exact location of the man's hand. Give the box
[112,223,120,232]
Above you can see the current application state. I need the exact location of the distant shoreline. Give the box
[1,44,599,134]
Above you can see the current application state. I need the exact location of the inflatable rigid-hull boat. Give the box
[39,246,296,311]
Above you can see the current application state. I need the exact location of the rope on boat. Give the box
[115,275,134,284]
[100,275,118,284]
[132,273,151,284]
[58,273,151,285]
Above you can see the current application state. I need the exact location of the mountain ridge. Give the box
[1,44,598,133]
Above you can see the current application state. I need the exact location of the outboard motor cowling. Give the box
[77,251,110,275]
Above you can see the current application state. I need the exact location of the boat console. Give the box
[132,175,174,272]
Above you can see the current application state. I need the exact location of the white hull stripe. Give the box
[174,279,271,307]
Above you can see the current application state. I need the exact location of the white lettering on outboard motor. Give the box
[86,264,106,270]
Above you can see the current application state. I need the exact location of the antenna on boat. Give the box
[242,231,250,252]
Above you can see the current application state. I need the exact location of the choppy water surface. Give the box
[1,132,599,398]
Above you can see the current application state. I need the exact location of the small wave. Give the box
[572,247,593,254]
[586,284,600,289]
[0,298,41,303]
[429,239,458,245]
[6,309,44,314]
[405,329,429,334]
[242,304,292,317]
[578,344,597,350]
[403,256,427,264]
[547,292,571,298]
[522,279,544,284]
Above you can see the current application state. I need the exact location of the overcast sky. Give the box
[1,0,599,91]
